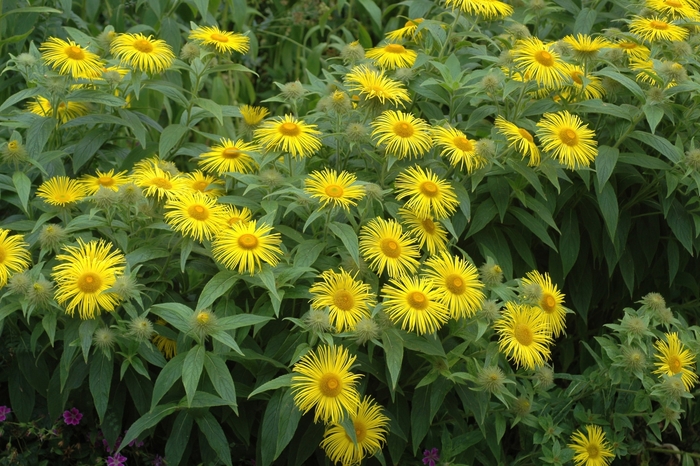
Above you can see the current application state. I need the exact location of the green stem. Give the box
[437,8,462,60]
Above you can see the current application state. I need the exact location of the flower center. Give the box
[151,177,172,189]
[8,141,18,150]
[385,44,406,54]
[370,85,386,95]
[228,216,244,226]
[393,121,414,138]
[619,41,638,50]
[192,180,208,192]
[559,128,579,146]
[133,39,154,53]
[514,323,534,346]
[668,355,682,373]
[586,444,600,459]
[222,147,241,159]
[407,291,429,310]
[445,274,466,295]
[542,294,557,313]
[196,312,210,324]
[353,421,367,443]
[379,238,402,258]
[324,184,344,198]
[279,122,301,137]
[570,71,584,85]
[187,204,209,221]
[518,128,534,143]
[419,181,439,197]
[534,50,554,67]
[453,136,473,152]
[665,0,682,6]
[65,45,85,60]
[421,218,436,234]
[238,233,258,250]
[77,272,103,293]
[333,289,355,311]
[318,373,342,397]
[210,33,229,43]
[650,20,669,30]
[98,176,115,187]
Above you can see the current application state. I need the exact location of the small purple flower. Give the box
[152,455,164,466]
[423,447,440,466]
[63,407,83,425]
[0,406,11,422]
[107,453,127,466]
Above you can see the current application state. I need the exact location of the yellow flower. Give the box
[512,37,568,88]
[344,65,411,106]
[39,37,104,78]
[630,58,659,84]
[52,239,126,319]
[365,43,417,69]
[27,97,88,123]
[536,111,598,169]
[254,115,322,159]
[291,345,362,423]
[239,105,269,126]
[394,165,459,220]
[110,33,175,73]
[386,18,425,41]
[359,217,420,278]
[164,191,227,242]
[222,205,252,227]
[80,169,129,195]
[211,220,283,275]
[132,156,179,176]
[309,268,376,332]
[37,176,87,206]
[182,170,225,197]
[381,275,450,334]
[424,252,485,320]
[494,116,540,166]
[188,25,250,54]
[562,34,611,60]
[521,271,567,337]
[133,166,188,200]
[198,138,259,175]
[433,126,485,173]
[629,16,689,42]
[371,110,433,159]
[557,64,606,102]
[0,229,31,288]
[612,39,651,61]
[304,168,365,210]
[568,425,615,466]
[646,0,700,19]
[446,0,513,18]
[399,207,448,255]
[321,396,389,464]
[653,332,699,391]
[153,319,177,359]
[494,302,552,369]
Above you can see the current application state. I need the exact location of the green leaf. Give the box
[89,352,113,424]
[79,320,98,363]
[165,411,193,466]
[466,198,497,237]
[667,240,679,285]
[619,249,635,296]
[182,345,205,407]
[73,127,111,171]
[595,146,619,191]
[196,270,238,310]
[509,207,557,251]
[150,303,193,334]
[382,328,404,391]
[117,109,148,148]
[643,104,664,134]
[67,89,126,106]
[572,100,634,121]
[195,412,233,466]
[630,131,682,163]
[411,386,431,454]
[159,124,189,158]
[194,97,224,125]
[12,171,31,212]
[667,199,693,253]
[275,390,302,458]
[119,403,178,453]
[329,222,360,267]
[256,267,280,302]
[191,0,209,18]
[596,182,619,240]
[597,69,645,100]
[454,182,471,220]
[204,353,238,414]
[560,210,580,277]
[573,7,596,34]
[248,373,294,399]
[217,314,273,332]
[356,0,382,30]
[151,353,186,410]
[0,87,42,114]
[26,117,55,158]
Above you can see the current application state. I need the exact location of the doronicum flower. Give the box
[365,43,417,69]
[40,37,103,78]
[371,110,432,159]
[494,116,540,166]
[222,205,252,227]
[344,65,411,106]
[494,302,552,369]
[254,115,322,159]
[359,217,420,278]
[536,111,598,169]
[520,271,567,337]
[309,268,376,332]
[133,166,188,201]
[568,425,615,466]
[381,275,450,335]
[189,309,218,340]
[558,64,606,102]
[394,165,459,220]
[653,332,698,391]
[304,168,365,210]
[424,252,485,320]
[445,0,513,18]
[386,18,425,41]
[646,0,700,19]
[80,169,129,195]
[37,176,87,207]
[629,16,689,42]
[239,105,269,126]
[199,138,260,175]
[512,37,568,88]
[182,170,225,197]
[27,97,88,123]
[0,229,31,288]
[211,220,283,275]
[433,126,485,173]
[189,25,249,54]
[612,39,651,61]
[164,191,228,242]
[399,207,448,255]
[562,34,611,60]
[110,33,175,73]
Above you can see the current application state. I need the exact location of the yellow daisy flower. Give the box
[153,319,177,359]
[304,168,365,210]
[399,207,448,255]
[239,105,269,126]
[359,217,420,278]
[37,176,87,207]
[371,110,433,159]
[52,239,126,319]
[433,126,486,173]
[254,115,322,159]
[562,34,611,60]
[110,33,175,74]
[80,169,129,195]
[0,229,32,288]
[381,275,450,335]
[423,252,485,320]
[494,116,540,166]
[629,16,689,42]
[39,37,104,78]
[182,170,225,197]
[188,25,250,54]
[164,191,228,242]
[536,111,598,169]
[132,156,179,176]
[291,345,362,423]
[386,18,425,41]
[344,65,411,106]
[365,43,417,69]
[646,0,700,19]
[446,0,513,18]
[653,332,699,391]
[211,220,283,275]
[198,138,259,175]
[557,64,605,102]
[521,271,567,337]
[494,302,552,369]
[27,97,88,123]
[222,205,252,227]
[612,39,651,61]
[321,396,389,464]
[568,425,615,466]
[133,166,188,200]
[309,268,376,332]
[512,37,568,88]
[394,165,459,220]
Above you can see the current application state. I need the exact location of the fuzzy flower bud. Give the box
[478,299,502,321]
[507,24,531,40]
[619,313,649,340]
[480,74,502,94]
[645,87,666,105]
[669,41,692,58]
[258,169,284,189]
[8,273,32,296]
[640,292,666,313]
[475,138,496,160]
[180,42,201,61]
[658,61,686,83]
[345,123,369,143]
[39,224,68,253]
[1,140,28,164]
[330,90,352,114]
[534,365,555,389]
[28,277,54,308]
[93,327,117,351]
[190,309,218,340]
[15,53,38,68]
[91,187,119,209]
[341,41,365,64]
[477,366,507,394]
[479,260,503,287]
[303,309,332,333]
[279,81,307,101]
[685,149,700,171]
[394,68,415,82]
[117,183,144,206]
[102,70,123,86]
[45,76,68,94]
[519,281,543,305]
[364,182,384,201]
[111,274,139,301]
[656,375,687,400]
[528,0,548,11]
[96,29,117,50]
[620,346,646,372]
[354,316,380,345]
[512,397,532,417]
[128,316,155,342]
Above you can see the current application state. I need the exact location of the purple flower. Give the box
[0,406,11,422]
[63,407,83,425]
[107,453,127,466]
[423,447,440,466]
[152,455,164,466]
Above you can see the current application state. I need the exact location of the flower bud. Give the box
[1,140,28,164]
[93,327,116,351]
[279,81,307,101]
[128,316,155,342]
[479,260,503,287]
[189,309,218,340]
[477,366,507,393]
[8,273,32,296]
[304,309,332,333]
[341,41,365,64]
[28,277,54,308]
[180,42,201,61]
[354,316,380,345]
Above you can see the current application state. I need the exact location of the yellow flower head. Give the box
[359,217,420,278]
[211,220,283,275]
[386,18,425,41]
[381,275,450,334]
[495,116,540,166]
[521,271,567,337]
[111,33,175,74]
[445,0,514,18]
[0,229,32,288]
[254,115,322,159]
[433,126,486,173]
[512,37,568,88]
[304,168,365,210]
[612,39,651,61]
[40,37,104,78]
[399,207,448,255]
[366,43,417,69]
[371,110,433,159]
[424,252,485,320]
[52,239,126,319]
[189,25,250,54]
[309,268,376,332]
[133,166,188,201]
[291,345,362,423]
[198,138,259,175]
[557,64,606,102]
[222,205,252,227]
[568,425,615,466]
[27,97,88,123]
[629,16,689,42]
[80,169,129,195]
[646,0,700,19]
[536,111,598,169]
[239,105,270,126]
[182,170,225,197]
[562,34,611,60]
[653,332,699,391]
[164,191,228,242]
[494,302,552,369]
[37,176,87,207]
[344,65,411,107]
[394,165,459,220]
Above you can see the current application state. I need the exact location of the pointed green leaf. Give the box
[182,345,205,407]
